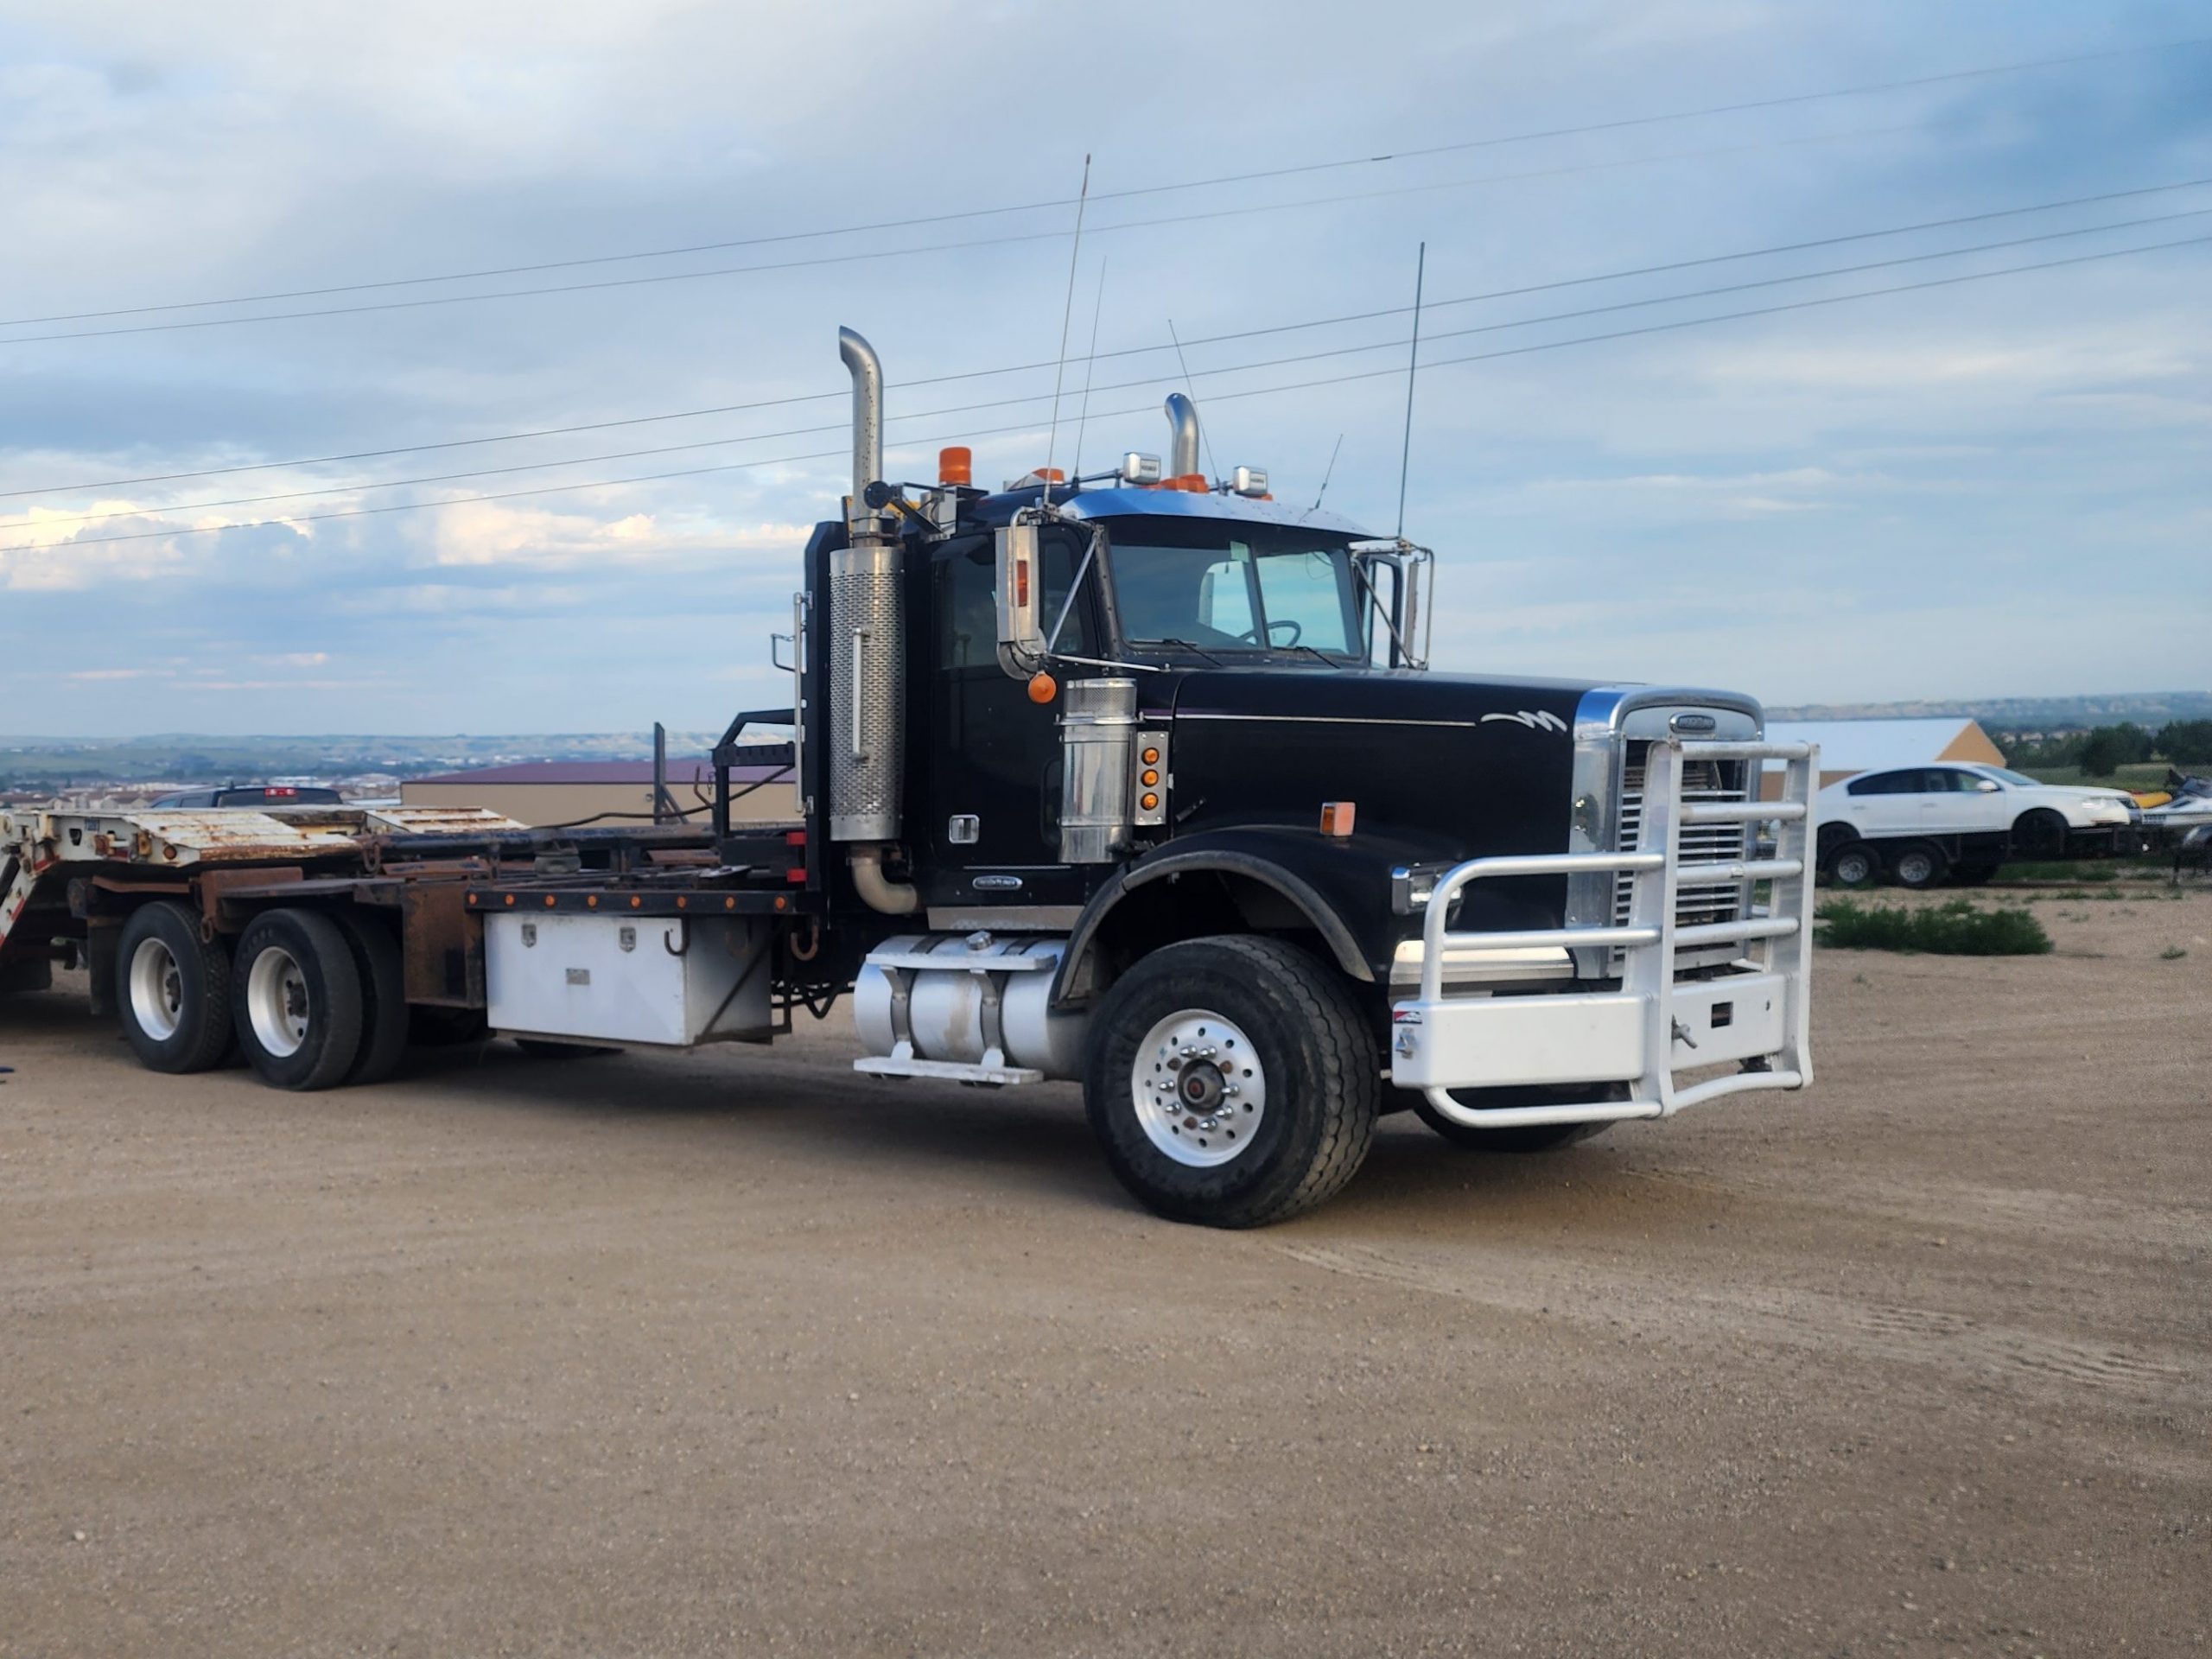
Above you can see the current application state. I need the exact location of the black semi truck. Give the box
[0,327,1817,1227]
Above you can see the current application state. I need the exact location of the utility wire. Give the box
[0,120,1940,345]
[12,205,2202,532]
[9,231,2202,556]
[11,175,2204,502]
[5,35,2200,329]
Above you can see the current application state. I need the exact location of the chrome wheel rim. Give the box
[1897,851,1933,885]
[246,944,311,1058]
[1838,850,1873,884]
[1131,1008,1267,1168]
[128,937,185,1041]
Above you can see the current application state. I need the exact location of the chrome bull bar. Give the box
[1388,738,1818,1128]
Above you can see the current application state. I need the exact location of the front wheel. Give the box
[1084,937,1378,1228]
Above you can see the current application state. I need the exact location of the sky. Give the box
[2,0,2207,738]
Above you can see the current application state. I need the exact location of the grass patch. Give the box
[2161,945,2189,960]
[1999,860,2123,883]
[1817,898,2052,956]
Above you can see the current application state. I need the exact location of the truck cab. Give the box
[767,328,1819,1225]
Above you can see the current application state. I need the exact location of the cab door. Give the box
[918,531,1096,908]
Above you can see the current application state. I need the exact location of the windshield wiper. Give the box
[1278,643,1347,670]
[1134,637,1226,666]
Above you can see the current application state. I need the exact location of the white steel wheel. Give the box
[229,907,364,1091]
[128,937,186,1041]
[1130,1008,1268,1167]
[245,944,312,1058]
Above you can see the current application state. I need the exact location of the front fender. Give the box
[1052,825,1490,1007]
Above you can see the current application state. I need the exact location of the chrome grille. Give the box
[1613,746,1751,943]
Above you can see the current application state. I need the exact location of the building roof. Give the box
[1764,717,2005,774]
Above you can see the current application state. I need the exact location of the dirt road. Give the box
[3,893,2207,1656]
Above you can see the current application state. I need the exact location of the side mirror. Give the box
[1976,779,2000,792]
[995,524,1046,678]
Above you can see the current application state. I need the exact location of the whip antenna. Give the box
[1040,155,1092,501]
[1311,432,1344,512]
[1070,256,1109,482]
[1394,240,1426,539]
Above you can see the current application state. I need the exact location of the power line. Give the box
[17,203,2202,532]
[6,34,2200,330]
[0,119,1921,346]
[11,175,2204,502]
[10,231,2202,556]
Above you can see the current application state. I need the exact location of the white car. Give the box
[1817,763,2139,888]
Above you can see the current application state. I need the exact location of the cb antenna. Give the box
[1070,255,1109,483]
[1394,240,1427,540]
[1040,155,1093,503]
[1310,432,1345,513]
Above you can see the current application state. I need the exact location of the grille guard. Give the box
[1388,737,1817,1128]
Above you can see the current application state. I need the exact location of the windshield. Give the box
[1106,518,1364,657]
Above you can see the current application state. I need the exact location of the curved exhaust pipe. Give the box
[1164,392,1201,480]
[839,327,885,537]
[828,327,918,915]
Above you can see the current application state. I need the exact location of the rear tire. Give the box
[1084,936,1378,1228]
[1410,1083,1628,1152]
[114,900,233,1074]
[334,912,409,1085]
[231,908,365,1091]
[1890,841,1948,890]
[1826,840,1882,888]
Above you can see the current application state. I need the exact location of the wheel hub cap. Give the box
[1131,1010,1268,1168]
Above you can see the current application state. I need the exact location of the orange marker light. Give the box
[1027,671,1058,704]
[1141,747,1160,766]
[1141,769,1160,787]
[1141,792,1160,811]
[938,446,973,486]
[1319,801,1357,838]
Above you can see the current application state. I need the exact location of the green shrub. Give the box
[1816,899,2052,956]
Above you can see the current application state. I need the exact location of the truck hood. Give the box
[1157,667,1598,862]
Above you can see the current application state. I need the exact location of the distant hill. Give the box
[0,731,726,788]
[1767,692,2212,729]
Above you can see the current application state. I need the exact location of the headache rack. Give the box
[1389,737,1817,1128]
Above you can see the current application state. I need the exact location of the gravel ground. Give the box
[2,888,2207,1656]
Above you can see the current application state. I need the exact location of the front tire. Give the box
[231,908,365,1091]
[1084,937,1378,1228]
[115,900,233,1073]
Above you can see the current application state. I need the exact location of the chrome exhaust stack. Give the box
[1165,392,1201,480]
[829,327,916,913]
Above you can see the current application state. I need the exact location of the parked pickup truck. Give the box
[1816,763,2142,887]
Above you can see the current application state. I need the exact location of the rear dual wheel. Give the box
[228,907,410,1090]
[116,901,234,1073]
[1825,841,1882,888]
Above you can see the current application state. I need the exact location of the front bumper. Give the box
[1387,738,1817,1128]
